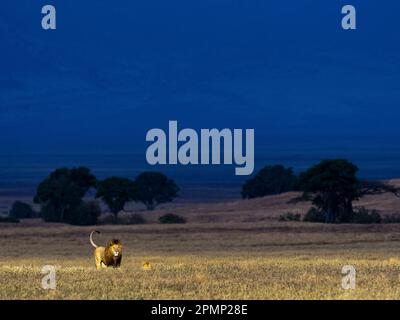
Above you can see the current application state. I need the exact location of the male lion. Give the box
[90,230,122,270]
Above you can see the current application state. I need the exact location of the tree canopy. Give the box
[134,172,179,210]
[96,177,137,218]
[33,167,97,222]
[241,165,298,199]
[299,159,360,223]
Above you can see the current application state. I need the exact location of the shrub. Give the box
[303,207,325,223]
[279,212,301,222]
[158,213,186,224]
[67,201,101,226]
[351,207,381,224]
[9,201,36,219]
[0,216,19,223]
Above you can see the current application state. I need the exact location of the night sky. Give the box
[1,1,399,158]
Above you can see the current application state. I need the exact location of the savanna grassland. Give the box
[1,184,400,300]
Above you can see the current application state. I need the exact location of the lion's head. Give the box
[107,239,123,258]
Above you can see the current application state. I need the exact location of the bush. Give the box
[303,207,325,223]
[279,212,301,222]
[119,213,146,225]
[67,201,101,226]
[351,207,381,224]
[10,201,36,219]
[0,216,19,223]
[158,213,186,224]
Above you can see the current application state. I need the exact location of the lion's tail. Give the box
[90,230,100,248]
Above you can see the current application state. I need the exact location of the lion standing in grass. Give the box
[90,230,123,270]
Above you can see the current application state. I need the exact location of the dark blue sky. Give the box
[1,0,400,155]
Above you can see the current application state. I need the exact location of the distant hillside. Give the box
[122,179,400,224]
[1,179,399,223]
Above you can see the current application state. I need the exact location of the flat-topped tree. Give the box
[299,159,360,223]
[297,160,400,223]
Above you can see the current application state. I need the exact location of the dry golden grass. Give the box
[2,218,400,299]
[1,181,400,299]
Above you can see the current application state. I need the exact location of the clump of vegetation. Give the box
[351,207,381,224]
[67,201,101,226]
[0,216,19,223]
[279,212,301,222]
[303,207,325,223]
[242,165,298,199]
[158,213,186,224]
[9,201,36,219]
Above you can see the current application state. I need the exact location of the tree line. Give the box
[242,159,400,224]
[33,168,179,225]
[7,159,400,225]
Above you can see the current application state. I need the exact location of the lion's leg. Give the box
[95,252,102,270]
[116,256,122,268]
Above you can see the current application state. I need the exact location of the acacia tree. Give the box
[296,160,400,223]
[299,159,360,223]
[33,167,97,222]
[134,172,179,210]
[95,177,137,219]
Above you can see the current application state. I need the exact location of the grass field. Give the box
[2,219,400,299]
